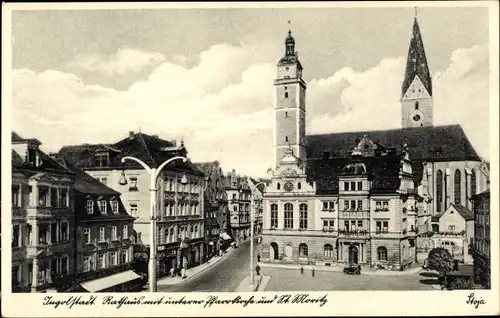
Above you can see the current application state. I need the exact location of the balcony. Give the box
[339,210,370,219]
[338,229,369,239]
[263,228,337,237]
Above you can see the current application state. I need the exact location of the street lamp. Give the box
[120,155,187,292]
[241,178,267,291]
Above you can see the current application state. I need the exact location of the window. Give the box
[60,256,68,275]
[284,92,289,98]
[454,169,462,204]
[38,187,48,206]
[277,183,281,190]
[350,200,356,210]
[448,225,456,231]
[84,228,91,244]
[357,220,363,230]
[343,200,349,211]
[284,203,293,229]
[59,188,68,207]
[344,182,349,191]
[270,204,278,228]
[415,101,419,110]
[12,225,20,247]
[111,226,118,241]
[357,200,363,210]
[376,221,389,232]
[60,222,68,241]
[86,200,94,214]
[51,223,58,243]
[377,247,388,260]
[99,177,108,185]
[350,182,356,191]
[329,202,334,211]
[111,251,118,266]
[285,111,288,118]
[357,182,362,191]
[50,188,58,207]
[94,152,109,167]
[98,200,107,214]
[121,249,128,264]
[344,220,349,230]
[285,136,288,143]
[98,253,106,269]
[436,170,443,212]
[299,204,308,229]
[12,185,20,207]
[129,203,138,217]
[299,243,308,257]
[110,200,119,214]
[298,182,301,190]
[375,201,381,211]
[322,202,328,210]
[99,227,105,242]
[83,257,91,272]
[129,177,138,191]
[471,169,477,196]
[324,244,334,258]
[323,220,328,230]
[350,220,356,231]
[12,265,20,286]
[382,201,389,211]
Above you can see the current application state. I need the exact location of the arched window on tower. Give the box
[471,169,477,196]
[285,136,288,143]
[415,101,419,110]
[454,169,462,204]
[436,170,443,212]
[299,204,308,229]
[284,203,293,229]
[284,92,289,99]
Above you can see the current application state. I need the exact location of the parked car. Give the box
[343,264,361,275]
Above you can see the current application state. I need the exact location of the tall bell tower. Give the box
[401,11,434,128]
[273,29,307,169]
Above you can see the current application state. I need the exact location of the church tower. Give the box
[273,29,307,169]
[401,13,433,128]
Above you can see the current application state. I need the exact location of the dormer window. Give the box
[94,152,109,167]
[111,200,119,214]
[86,200,94,214]
[98,200,107,214]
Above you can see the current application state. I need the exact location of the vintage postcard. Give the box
[1,1,499,317]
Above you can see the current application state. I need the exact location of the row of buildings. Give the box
[260,14,490,288]
[9,131,265,292]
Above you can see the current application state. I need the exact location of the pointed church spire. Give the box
[402,12,432,98]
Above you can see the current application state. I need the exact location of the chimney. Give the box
[170,140,177,146]
[129,131,135,140]
[48,152,58,159]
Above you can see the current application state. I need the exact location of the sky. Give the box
[10,5,491,177]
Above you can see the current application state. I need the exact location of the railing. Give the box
[339,210,370,219]
[338,229,369,238]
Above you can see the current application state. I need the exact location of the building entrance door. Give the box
[284,244,293,260]
[349,245,359,265]
[270,242,279,261]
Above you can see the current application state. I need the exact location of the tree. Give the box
[448,276,475,290]
[427,247,455,285]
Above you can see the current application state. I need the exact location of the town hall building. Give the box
[261,15,490,270]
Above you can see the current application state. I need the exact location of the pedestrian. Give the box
[257,254,261,262]
[181,268,186,279]
[312,266,315,278]
[300,266,304,275]
[169,267,175,278]
[255,264,261,276]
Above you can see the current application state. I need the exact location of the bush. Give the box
[448,276,475,290]
[427,247,454,275]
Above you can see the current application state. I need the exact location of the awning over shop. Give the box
[80,270,141,292]
[220,232,232,241]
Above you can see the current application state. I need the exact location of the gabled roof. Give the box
[402,17,432,97]
[451,204,474,221]
[59,158,119,196]
[306,125,480,162]
[58,132,204,176]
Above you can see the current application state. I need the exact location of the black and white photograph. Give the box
[1,1,498,317]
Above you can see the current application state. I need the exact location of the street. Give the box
[156,239,259,292]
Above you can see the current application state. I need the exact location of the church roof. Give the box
[306,152,403,195]
[402,17,432,97]
[306,125,480,162]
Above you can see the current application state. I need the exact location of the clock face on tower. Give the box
[410,110,424,127]
[284,181,294,192]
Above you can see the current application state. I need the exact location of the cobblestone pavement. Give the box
[263,267,435,291]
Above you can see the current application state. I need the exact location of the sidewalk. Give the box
[234,275,271,292]
[157,247,233,286]
[258,262,423,276]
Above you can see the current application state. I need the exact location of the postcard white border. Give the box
[2,1,499,317]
